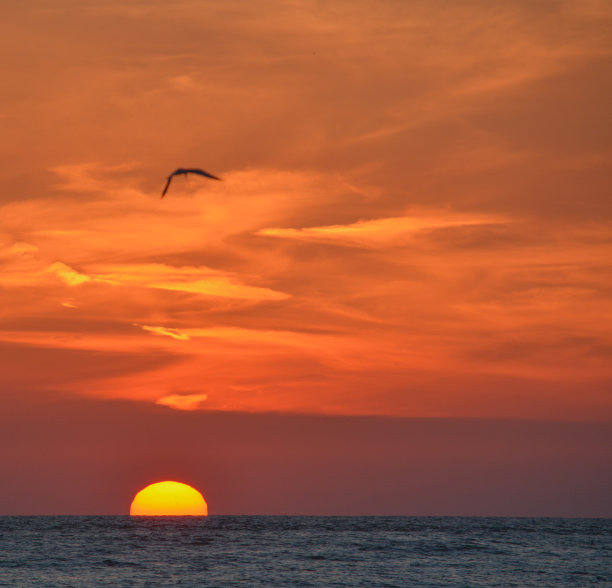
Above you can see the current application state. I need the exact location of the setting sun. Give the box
[130,481,208,516]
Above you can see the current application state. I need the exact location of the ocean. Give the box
[1,516,610,587]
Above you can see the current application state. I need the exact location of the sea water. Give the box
[1,516,610,587]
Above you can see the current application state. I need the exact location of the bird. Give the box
[161,168,221,197]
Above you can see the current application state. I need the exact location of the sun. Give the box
[130,481,208,516]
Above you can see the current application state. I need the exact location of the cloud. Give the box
[0,0,611,420]
[93,263,291,301]
[258,213,507,248]
[150,276,289,301]
[141,325,190,341]
[155,392,208,411]
[138,323,341,353]
[47,262,91,286]
[0,242,39,258]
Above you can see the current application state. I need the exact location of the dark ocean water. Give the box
[0,516,610,587]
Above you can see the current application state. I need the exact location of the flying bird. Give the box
[161,168,221,197]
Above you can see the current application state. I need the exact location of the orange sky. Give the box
[3,396,611,516]
[1,1,611,514]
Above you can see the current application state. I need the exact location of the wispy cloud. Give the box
[141,325,191,341]
[48,262,92,286]
[258,213,507,248]
[0,0,610,420]
[156,392,208,410]
[93,263,290,301]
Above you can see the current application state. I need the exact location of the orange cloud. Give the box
[0,0,610,423]
[259,213,507,248]
[47,262,91,286]
[141,325,191,341]
[93,263,290,301]
[156,392,208,411]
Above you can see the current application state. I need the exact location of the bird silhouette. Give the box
[161,168,221,197]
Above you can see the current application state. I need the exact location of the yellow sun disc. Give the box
[130,481,208,516]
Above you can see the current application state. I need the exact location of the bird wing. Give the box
[161,176,173,198]
[186,168,221,181]
[161,168,220,197]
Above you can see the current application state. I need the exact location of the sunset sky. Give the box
[1,0,611,516]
